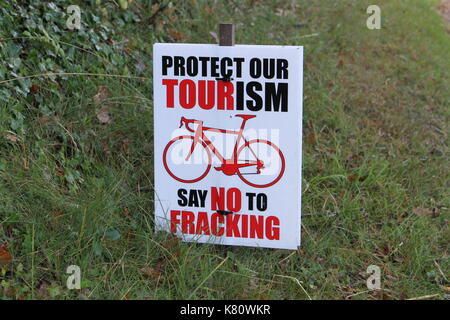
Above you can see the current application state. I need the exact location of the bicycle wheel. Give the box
[163,135,212,183]
[236,139,285,188]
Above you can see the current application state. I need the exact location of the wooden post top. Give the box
[219,23,235,46]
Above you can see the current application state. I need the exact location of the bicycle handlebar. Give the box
[179,117,196,132]
[179,117,186,128]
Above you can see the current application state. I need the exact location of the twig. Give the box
[56,121,79,152]
[298,33,320,39]
[434,261,449,283]
[121,280,139,300]
[273,274,312,300]
[278,251,296,264]
[345,290,371,299]
[407,294,439,300]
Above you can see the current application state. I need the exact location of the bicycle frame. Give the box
[164,115,285,187]
[186,118,262,175]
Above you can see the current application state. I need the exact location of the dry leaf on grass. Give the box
[93,86,109,104]
[140,266,162,279]
[2,286,16,298]
[169,30,186,42]
[412,207,439,218]
[29,83,40,94]
[93,86,112,124]
[162,236,180,250]
[39,116,50,124]
[209,31,219,44]
[413,207,432,215]
[50,210,64,228]
[36,282,50,299]
[122,138,130,153]
[437,0,450,23]
[202,6,214,14]
[96,105,112,124]
[0,244,12,266]
[5,134,20,143]
[305,131,316,146]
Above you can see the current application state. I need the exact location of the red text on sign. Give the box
[170,210,280,240]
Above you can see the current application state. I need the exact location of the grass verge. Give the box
[0,0,448,299]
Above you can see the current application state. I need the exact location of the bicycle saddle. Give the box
[235,114,257,121]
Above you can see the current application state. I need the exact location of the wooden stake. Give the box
[219,23,235,46]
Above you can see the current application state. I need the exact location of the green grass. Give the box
[0,0,449,300]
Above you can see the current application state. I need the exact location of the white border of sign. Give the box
[153,43,303,250]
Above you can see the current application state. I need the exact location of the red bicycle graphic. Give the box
[163,115,285,188]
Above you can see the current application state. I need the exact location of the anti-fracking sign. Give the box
[153,43,303,249]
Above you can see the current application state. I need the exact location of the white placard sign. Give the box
[153,43,303,249]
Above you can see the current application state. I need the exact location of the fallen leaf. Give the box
[37,282,50,299]
[151,3,160,13]
[169,30,187,42]
[39,116,50,124]
[140,266,162,279]
[336,52,347,68]
[0,244,12,266]
[162,236,180,250]
[50,210,64,228]
[202,6,214,14]
[93,86,109,104]
[5,134,20,142]
[432,207,440,217]
[209,31,219,44]
[122,138,130,153]
[412,207,433,217]
[29,83,40,94]
[96,106,112,124]
[103,137,111,154]
[53,210,64,218]
[170,248,182,262]
[345,153,362,168]
[305,131,316,146]
[164,7,174,15]
[275,8,285,16]
[3,286,16,298]
[123,46,132,56]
